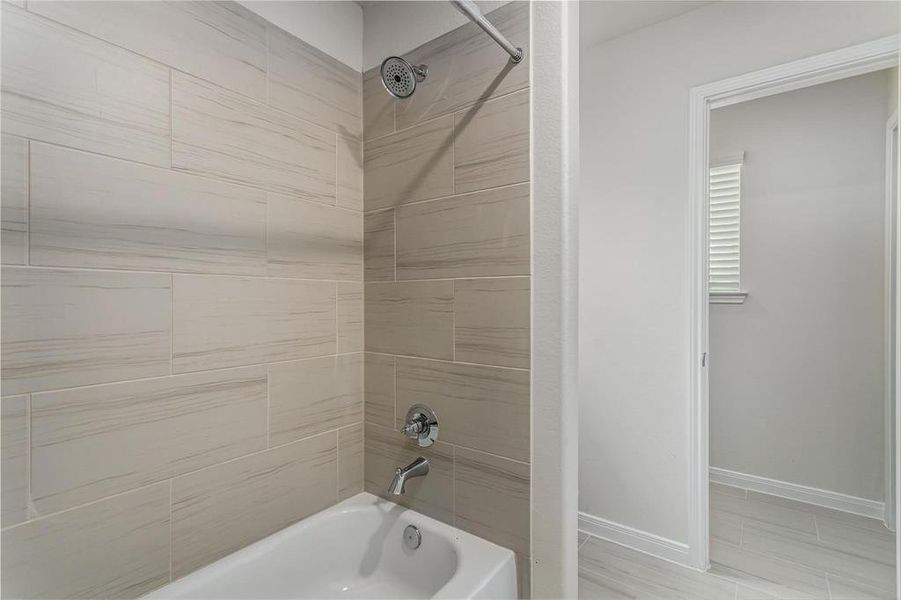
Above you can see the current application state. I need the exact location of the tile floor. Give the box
[578,483,896,599]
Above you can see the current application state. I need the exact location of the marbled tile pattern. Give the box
[267,194,362,280]
[395,183,530,279]
[393,1,529,130]
[2,483,170,600]
[360,5,531,595]
[454,277,530,369]
[454,89,530,194]
[1,6,170,167]
[172,72,336,202]
[171,432,337,578]
[363,114,455,211]
[0,4,364,596]
[337,283,363,353]
[268,24,362,139]
[30,367,268,514]
[364,281,455,360]
[1,267,172,395]
[1,135,27,265]
[396,357,530,462]
[30,142,268,275]
[268,354,362,446]
[338,423,364,501]
[1,395,28,527]
[364,210,396,282]
[28,1,268,101]
[172,275,336,373]
[578,486,897,599]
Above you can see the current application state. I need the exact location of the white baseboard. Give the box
[578,511,693,568]
[709,467,885,521]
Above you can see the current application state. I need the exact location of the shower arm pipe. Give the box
[450,0,523,63]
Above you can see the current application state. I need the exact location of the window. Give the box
[709,159,746,302]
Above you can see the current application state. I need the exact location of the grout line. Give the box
[2,263,364,284]
[21,351,364,398]
[363,180,529,215]
[25,394,33,519]
[363,421,529,467]
[168,479,173,582]
[824,573,833,600]
[451,444,456,527]
[738,521,745,547]
[335,281,340,353]
[169,273,174,375]
[813,515,820,540]
[335,429,340,501]
[364,85,529,145]
[366,274,531,284]
[266,365,271,449]
[169,68,173,168]
[3,426,353,534]
[24,138,30,266]
[392,208,397,282]
[577,534,591,551]
[452,279,456,361]
[20,136,348,211]
[365,350,530,373]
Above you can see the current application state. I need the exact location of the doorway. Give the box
[687,36,901,594]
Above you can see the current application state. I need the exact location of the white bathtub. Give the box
[145,492,517,599]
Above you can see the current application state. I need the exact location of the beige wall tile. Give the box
[338,282,363,353]
[337,136,364,211]
[31,367,268,515]
[394,2,529,130]
[455,446,530,555]
[1,6,170,166]
[269,354,362,446]
[30,1,267,101]
[1,267,171,395]
[454,89,529,194]
[363,68,395,141]
[172,72,335,202]
[30,142,268,275]
[171,432,337,578]
[172,275,336,373]
[1,482,170,600]
[364,209,395,281]
[364,281,453,360]
[396,183,530,279]
[338,423,364,501]
[1,134,27,265]
[455,277,530,368]
[2,395,28,528]
[516,554,532,600]
[396,357,529,462]
[364,353,395,428]
[268,25,362,138]
[364,422,453,524]
[267,194,362,280]
[363,115,454,211]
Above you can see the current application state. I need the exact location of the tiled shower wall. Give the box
[361,1,532,595]
[0,2,363,597]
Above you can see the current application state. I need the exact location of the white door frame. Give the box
[886,109,899,533]
[687,35,901,571]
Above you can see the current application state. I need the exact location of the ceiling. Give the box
[580,1,713,49]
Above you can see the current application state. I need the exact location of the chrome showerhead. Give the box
[380,56,428,99]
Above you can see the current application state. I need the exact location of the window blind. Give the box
[709,162,742,292]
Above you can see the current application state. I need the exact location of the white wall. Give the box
[579,0,899,544]
[361,1,510,70]
[240,1,363,71]
[709,71,892,502]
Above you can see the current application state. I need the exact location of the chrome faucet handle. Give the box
[400,404,439,447]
